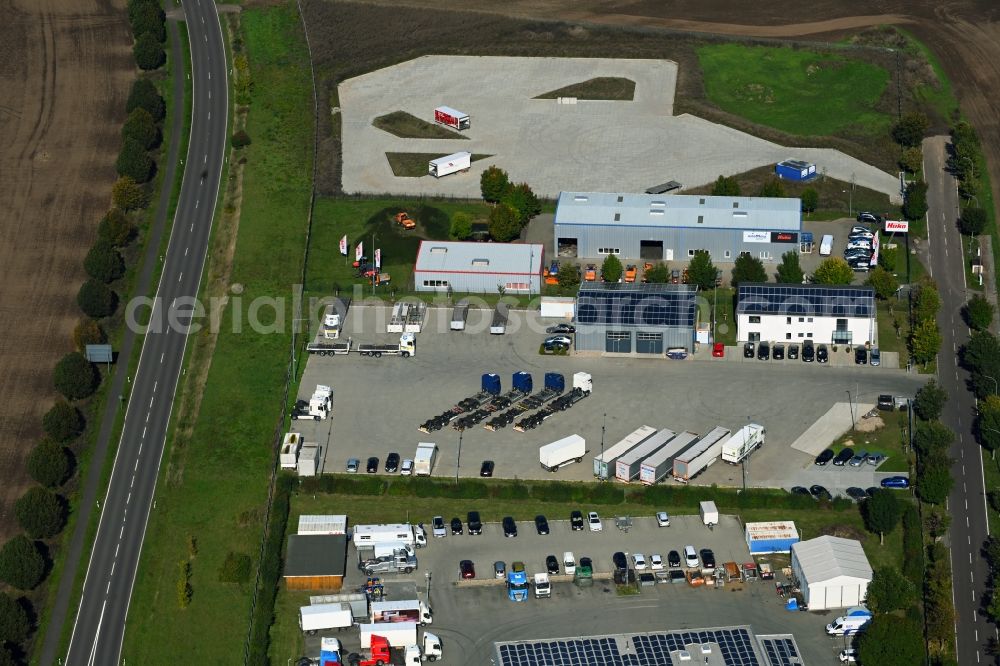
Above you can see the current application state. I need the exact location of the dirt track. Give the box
[0,0,132,539]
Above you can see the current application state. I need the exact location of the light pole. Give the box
[846,390,855,430]
[599,413,607,481]
[455,431,463,484]
[985,375,999,396]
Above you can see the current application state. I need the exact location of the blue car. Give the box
[880,476,910,489]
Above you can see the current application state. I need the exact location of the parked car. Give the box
[700,549,716,570]
[802,342,815,362]
[346,458,360,473]
[833,449,854,466]
[870,348,881,366]
[849,229,875,239]
[667,550,681,568]
[814,449,835,466]
[851,225,874,235]
[656,511,671,527]
[385,452,400,473]
[855,347,868,365]
[632,553,647,570]
[846,241,873,250]
[817,345,829,363]
[450,517,463,535]
[757,342,770,360]
[866,453,887,466]
[493,561,506,578]
[743,342,755,358]
[849,451,868,467]
[810,485,832,500]
[857,211,882,224]
[480,460,495,477]
[467,511,483,535]
[790,486,811,496]
[683,546,699,568]
[846,487,868,501]
[545,335,573,347]
[881,476,911,489]
[668,569,687,584]
[712,342,725,357]
[546,555,559,575]
[432,515,447,538]
[773,344,785,360]
[460,560,476,579]
[400,458,413,476]
[612,551,628,572]
[650,554,664,570]
[878,394,895,410]
[502,516,518,537]
[570,510,584,531]
[588,511,603,531]
[839,647,858,663]
[366,456,379,473]
[788,344,799,360]
[534,515,550,535]
[546,324,576,334]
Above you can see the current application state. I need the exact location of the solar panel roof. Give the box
[758,636,801,666]
[736,283,874,318]
[577,283,698,328]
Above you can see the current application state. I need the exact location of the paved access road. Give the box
[63,1,228,664]
[923,136,992,664]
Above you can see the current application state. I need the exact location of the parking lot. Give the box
[305,514,852,665]
[293,305,925,494]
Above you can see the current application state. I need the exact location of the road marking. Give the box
[185,247,189,256]
[190,223,194,231]
[148,396,154,409]
[971,553,973,563]
[153,381,157,392]
[201,16,204,23]
[208,111,212,120]
[971,571,975,583]
[965,499,969,510]
[204,34,207,42]
[208,90,211,100]
[178,272,183,282]
[160,353,164,363]
[142,426,146,439]
[208,71,211,80]
[195,199,199,208]
[110,561,115,577]
[114,544,119,558]
[120,526,124,539]
[145,411,149,423]
[130,473,135,486]
[126,492,131,505]
[135,459,139,472]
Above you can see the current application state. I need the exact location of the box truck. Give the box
[450,300,469,331]
[414,443,438,476]
[539,434,586,471]
[299,603,353,634]
[700,501,719,526]
[309,593,369,620]
[370,599,433,625]
[353,524,426,549]
[672,426,731,481]
[428,151,472,178]
[359,622,418,648]
[721,424,766,464]
[593,426,657,479]
[639,431,699,485]
[433,106,470,131]
[615,428,675,482]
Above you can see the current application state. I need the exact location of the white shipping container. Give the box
[429,151,472,178]
[296,444,320,477]
[539,435,586,471]
[615,429,675,482]
[593,426,657,479]
[298,514,347,535]
[299,604,353,633]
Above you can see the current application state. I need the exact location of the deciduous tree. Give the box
[644,263,669,284]
[449,212,473,240]
[910,318,942,366]
[800,187,818,213]
[42,401,82,443]
[116,137,154,183]
[958,207,987,235]
[0,536,45,590]
[865,567,916,614]
[812,257,853,285]
[891,111,930,148]
[710,175,740,196]
[903,181,928,220]
[899,147,923,174]
[757,178,785,198]
[913,278,941,323]
[126,77,165,121]
[15,487,65,539]
[231,129,251,149]
[111,176,147,211]
[0,592,29,645]
[865,266,899,300]
[601,254,623,283]
[913,379,947,421]
[686,250,717,291]
[53,352,98,401]
[122,107,159,150]
[730,253,767,287]
[977,395,1000,458]
[916,453,953,505]
[97,208,134,247]
[133,31,166,71]
[480,166,509,203]
[556,264,580,289]
[27,441,71,488]
[84,241,125,284]
[77,280,117,319]
[487,203,520,242]
[863,489,901,544]
[965,294,994,331]
[776,251,804,285]
[857,615,924,666]
[501,182,541,226]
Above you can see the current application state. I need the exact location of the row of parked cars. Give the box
[814,448,887,468]
[791,476,911,502]
[744,340,881,366]
[842,223,878,273]
[347,454,497,477]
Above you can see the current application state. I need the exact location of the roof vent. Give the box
[471,258,490,266]
[733,211,748,218]
[650,201,666,208]
[700,644,713,654]
[649,209,665,216]
[676,651,692,662]
[430,246,448,254]
[733,201,739,208]
[574,195,589,202]
[614,213,621,221]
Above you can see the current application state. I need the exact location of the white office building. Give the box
[736,283,876,346]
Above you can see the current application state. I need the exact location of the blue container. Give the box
[544,372,565,392]
[775,159,816,181]
[482,373,501,394]
[801,231,814,244]
[513,371,532,393]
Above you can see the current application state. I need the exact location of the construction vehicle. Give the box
[544,261,560,286]
[624,265,637,283]
[484,372,563,431]
[584,264,597,281]
[394,211,416,230]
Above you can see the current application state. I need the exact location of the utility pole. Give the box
[599,413,607,481]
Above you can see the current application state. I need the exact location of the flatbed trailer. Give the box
[514,374,591,432]
[306,340,352,356]
[484,373,564,431]
[420,373,502,433]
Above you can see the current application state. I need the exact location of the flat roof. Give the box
[792,535,872,584]
[284,534,348,577]
[745,521,799,541]
[298,515,348,534]
[554,192,801,232]
[414,240,544,276]
[737,283,875,318]
[577,283,698,328]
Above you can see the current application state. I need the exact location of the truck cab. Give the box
[506,561,529,601]
[533,573,551,598]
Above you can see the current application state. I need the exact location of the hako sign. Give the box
[884,220,909,233]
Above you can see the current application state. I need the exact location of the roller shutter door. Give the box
[605,331,631,353]
[635,332,663,354]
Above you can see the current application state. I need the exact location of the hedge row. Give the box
[901,504,924,587]
[247,474,295,665]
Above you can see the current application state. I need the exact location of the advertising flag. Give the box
[339,235,347,255]
[355,241,363,262]
[375,248,382,269]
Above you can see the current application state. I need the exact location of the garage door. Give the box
[605,331,631,353]
[635,332,663,354]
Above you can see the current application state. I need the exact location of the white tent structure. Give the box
[790,535,872,611]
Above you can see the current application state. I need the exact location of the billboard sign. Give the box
[869,232,880,267]
[884,220,909,233]
[771,232,798,243]
[743,231,770,243]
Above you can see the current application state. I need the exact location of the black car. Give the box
[480,460,495,477]
[502,516,517,537]
[667,550,681,568]
[612,551,628,572]
[814,449,835,466]
[855,347,868,365]
[773,344,785,360]
[788,344,799,360]
[450,517,463,535]
[865,487,879,498]
[700,549,716,569]
[802,342,815,362]
[546,324,576,334]
[366,456,379,473]
[743,342,755,358]
[534,515,550,535]
[790,486,812,497]
[817,345,829,363]
[570,510,584,531]
[467,511,483,535]
[878,394,895,410]
[810,485,832,500]
[857,211,883,224]
[833,448,854,466]
[757,342,770,360]
[385,452,400,473]
[546,555,559,575]
[846,487,868,501]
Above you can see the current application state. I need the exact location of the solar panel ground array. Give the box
[736,283,874,318]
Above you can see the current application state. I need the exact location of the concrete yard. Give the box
[339,55,901,202]
[292,305,925,493]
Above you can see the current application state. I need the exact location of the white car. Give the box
[587,511,602,532]
[400,459,413,475]
[655,511,670,527]
[846,241,872,251]
[650,554,664,570]
[632,553,647,570]
[431,515,447,538]
[684,545,699,568]
[838,648,857,663]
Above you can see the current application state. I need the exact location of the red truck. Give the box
[433,106,470,131]
[351,635,390,666]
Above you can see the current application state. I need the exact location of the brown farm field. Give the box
[0,0,133,539]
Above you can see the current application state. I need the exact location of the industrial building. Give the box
[790,536,872,611]
[575,283,698,355]
[283,534,348,591]
[553,192,801,263]
[413,240,544,294]
[736,283,876,346]
[745,521,800,554]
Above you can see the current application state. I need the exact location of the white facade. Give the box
[738,312,875,346]
[791,536,872,611]
[413,240,543,294]
[736,284,876,346]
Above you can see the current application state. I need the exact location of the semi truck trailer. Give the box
[433,106,470,130]
[639,431,699,485]
[672,426,731,481]
[539,434,586,471]
[428,151,472,178]
[593,426,657,479]
[721,424,766,464]
[614,428,675,482]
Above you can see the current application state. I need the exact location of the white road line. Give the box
[119,526,124,539]
[204,34,207,42]
[204,154,208,164]
[135,459,139,472]
[114,544,119,558]
[208,90,211,99]
[141,426,146,439]
[195,199,199,208]
[160,353,164,363]
[126,492,131,505]
[190,223,194,231]
[208,111,212,120]
[208,71,211,79]
[145,411,149,422]
[106,582,111,595]
[153,381,158,392]
[178,272,183,282]
[87,599,108,665]
[148,396,154,409]
[185,247,189,256]
[109,561,115,577]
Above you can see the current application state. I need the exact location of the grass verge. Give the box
[385,152,491,177]
[372,111,467,140]
[828,408,912,474]
[120,4,314,663]
[534,77,635,100]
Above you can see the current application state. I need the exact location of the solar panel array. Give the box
[577,284,697,327]
[759,637,801,666]
[736,283,874,318]
[496,627,773,666]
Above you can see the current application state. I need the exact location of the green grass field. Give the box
[121,4,314,663]
[696,44,891,137]
[828,408,912,474]
[535,77,635,100]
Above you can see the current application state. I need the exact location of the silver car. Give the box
[346,458,360,473]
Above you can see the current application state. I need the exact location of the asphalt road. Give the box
[62,2,228,664]
[923,136,992,664]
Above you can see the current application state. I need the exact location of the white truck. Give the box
[721,424,765,464]
[293,384,332,420]
[672,426,731,481]
[370,599,433,625]
[299,603,353,635]
[428,151,472,178]
[361,549,417,576]
[826,608,872,636]
[359,621,418,648]
[401,633,443,664]
[322,310,342,339]
[533,573,551,598]
[539,434,586,471]
[414,443,438,476]
[450,300,469,331]
[700,500,719,526]
[593,426,657,480]
[353,524,426,549]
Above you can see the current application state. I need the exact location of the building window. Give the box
[786,333,792,339]
[724,250,731,259]
[798,317,804,322]
[733,201,739,208]
[607,331,630,341]
[697,215,704,224]
[688,249,695,257]
[786,317,792,325]
[636,332,661,341]
[699,198,705,205]
[749,316,761,324]
[422,280,449,288]
[617,195,624,203]
[759,251,769,260]
[614,213,621,221]
[797,333,804,338]
[597,248,621,255]
[505,282,529,291]
[807,317,814,323]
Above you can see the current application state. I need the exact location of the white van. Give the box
[563,551,576,575]
[819,235,834,256]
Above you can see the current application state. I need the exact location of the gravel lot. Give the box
[338,55,901,202]
[292,305,924,493]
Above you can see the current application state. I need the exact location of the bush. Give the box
[449,211,473,240]
[84,241,125,283]
[958,207,987,235]
[177,561,192,608]
[710,175,740,196]
[126,77,165,122]
[231,129,252,149]
[122,107,160,150]
[27,441,71,488]
[813,257,854,285]
[73,318,107,352]
[901,505,924,586]
[601,254,623,283]
[42,401,83,442]
[77,279,117,318]
[15,487,65,539]
[53,352,98,401]
[134,31,166,71]
[111,176,148,211]
[0,592,30,645]
[130,1,166,43]
[116,137,154,183]
[98,208,135,247]
[757,179,785,198]
[0,536,46,590]
[218,551,253,583]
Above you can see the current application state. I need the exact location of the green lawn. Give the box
[535,77,635,100]
[828,408,912,473]
[121,4,314,663]
[373,111,468,140]
[696,44,891,137]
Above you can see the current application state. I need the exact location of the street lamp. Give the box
[846,390,856,430]
[599,413,607,480]
[985,375,999,396]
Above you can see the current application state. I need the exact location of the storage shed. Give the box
[791,536,872,611]
[745,521,799,554]
[775,159,817,181]
[413,240,543,294]
[284,534,348,591]
[298,515,348,536]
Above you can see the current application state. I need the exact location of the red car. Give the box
[460,559,476,579]
[712,343,725,358]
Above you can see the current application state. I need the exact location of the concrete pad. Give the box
[790,401,875,455]
[339,55,902,203]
